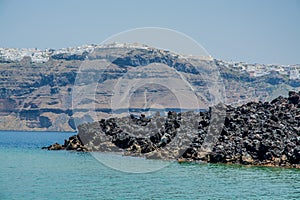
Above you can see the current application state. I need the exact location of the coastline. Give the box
[43,91,300,168]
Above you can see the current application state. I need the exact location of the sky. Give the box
[0,0,299,64]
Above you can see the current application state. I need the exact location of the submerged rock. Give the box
[42,142,63,150]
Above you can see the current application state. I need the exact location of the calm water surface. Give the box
[0,131,299,199]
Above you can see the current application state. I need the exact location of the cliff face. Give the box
[0,44,299,131]
[0,58,79,131]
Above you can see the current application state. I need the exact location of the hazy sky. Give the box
[0,0,299,64]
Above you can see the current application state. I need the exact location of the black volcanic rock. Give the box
[46,91,300,168]
[199,91,300,168]
[43,135,87,152]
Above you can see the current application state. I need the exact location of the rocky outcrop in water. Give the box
[44,91,300,168]
[42,135,87,151]
[188,91,300,168]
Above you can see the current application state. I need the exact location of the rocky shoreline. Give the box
[43,91,300,168]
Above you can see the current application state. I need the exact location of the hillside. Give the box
[0,44,299,131]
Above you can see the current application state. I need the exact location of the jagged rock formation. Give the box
[192,91,300,168]
[42,135,87,151]
[77,111,184,159]
[46,91,300,168]
[0,44,299,131]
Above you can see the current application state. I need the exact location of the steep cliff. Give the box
[0,44,299,131]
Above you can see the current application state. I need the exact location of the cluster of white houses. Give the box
[216,60,300,80]
[1,44,299,80]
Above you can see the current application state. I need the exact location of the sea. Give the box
[0,131,299,200]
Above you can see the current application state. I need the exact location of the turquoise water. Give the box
[0,131,300,199]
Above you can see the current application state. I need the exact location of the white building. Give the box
[289,68,300,80]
